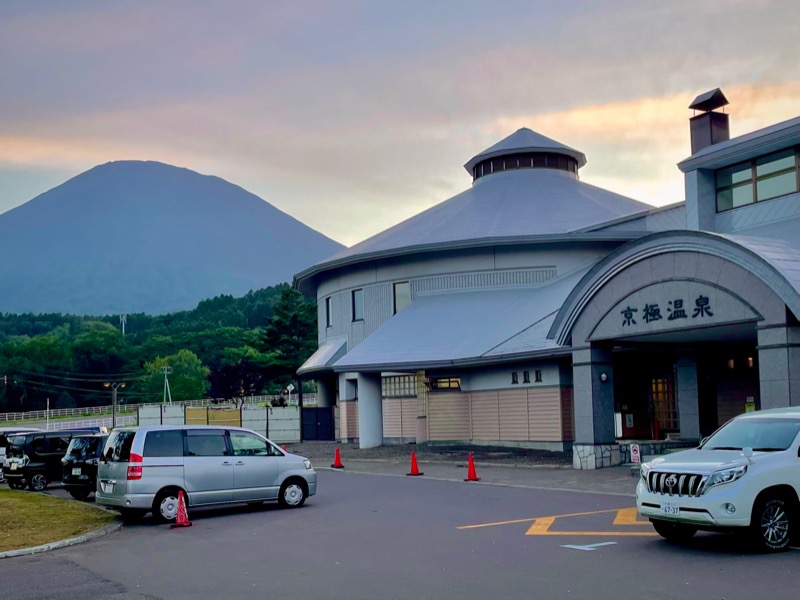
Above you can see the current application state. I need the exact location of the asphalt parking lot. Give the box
[1,470,798,600]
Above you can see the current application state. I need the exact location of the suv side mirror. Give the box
[699,436,709,448]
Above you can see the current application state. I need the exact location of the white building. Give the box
[295,89,800,468]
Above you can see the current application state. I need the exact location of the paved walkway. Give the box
[288,442,638,497]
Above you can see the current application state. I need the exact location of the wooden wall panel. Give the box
[382,398,403,438]
[428,393,471,440]
[401,398,418,438]
[527,387,563,441]
[470,391,500,440]
[498,389,529,441]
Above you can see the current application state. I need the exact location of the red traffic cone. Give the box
[464,453,480,482]
[170,490,192,528]
[331,447,345,469]
[282,445,287,452]
[406,451,423,476]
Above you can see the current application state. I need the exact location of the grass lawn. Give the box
[0,489,117,552]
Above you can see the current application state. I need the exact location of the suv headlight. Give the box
[303,459,313,470]
[701,465,747,495]
[639,462,651,482]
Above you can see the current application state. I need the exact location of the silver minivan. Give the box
[95,425,316,522]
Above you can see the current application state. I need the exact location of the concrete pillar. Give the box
[758,326,800,408]
[357,373,383,449]
[316,378,335,408]
[676,354,700,440]
[571,346,619,469]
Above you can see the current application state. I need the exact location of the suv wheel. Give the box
[751,495,792,553]
[153,488,182,524]
[278,479,307,508]
[28,474,48,492]
[652,520,697,543]
[8,479,25,490]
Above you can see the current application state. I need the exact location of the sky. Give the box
[1,1,798,246]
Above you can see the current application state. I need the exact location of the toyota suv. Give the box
[95,425,317,523]
[636,407,800,552]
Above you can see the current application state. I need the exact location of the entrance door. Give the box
[302,407,335,440]
[650,374,678,438]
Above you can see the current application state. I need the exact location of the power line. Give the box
[8,368,146,383]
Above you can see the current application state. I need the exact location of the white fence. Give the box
[137,404,301,443]
[0,394,316,423]
[45,415,138,431]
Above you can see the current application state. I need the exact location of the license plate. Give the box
[100,482,114,494]
[10,463,17,471]
[72,468,82,476]
[661,502,680,516]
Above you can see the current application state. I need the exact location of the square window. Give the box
[511,372,519,384]
[352,289,364,321]
[757,171,797,202]
[393,282,411,314]
[535,370,543,383]
[523,371,530,383]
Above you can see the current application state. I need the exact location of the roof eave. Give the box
[464,146,587,173]
[293,232,643,288]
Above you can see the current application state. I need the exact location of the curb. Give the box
[0,519,122,560]
[307,457,571,470]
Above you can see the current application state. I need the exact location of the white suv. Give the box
[636,407,800,552]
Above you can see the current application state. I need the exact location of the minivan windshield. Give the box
[703,417,800,451]
[67,437,100,458]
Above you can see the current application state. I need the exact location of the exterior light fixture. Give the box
[600,372,609,383]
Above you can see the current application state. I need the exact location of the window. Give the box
[511,372,519,384]
[393,282,411,314]
[49,436,71,454]
[105,430,135,462]
[716,147,799,212]
[325,297,332,328]
[352,289,364,322]
[230,431,270,457]
[185,430,229,457]
[144,430,184,457]
[523,371,531,384]
[382,375,417,398]
[428,377,461,391]
[473,152,578,181]
[535,370,543,383]
[31,435,46,456]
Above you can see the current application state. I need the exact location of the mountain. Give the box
[0,161,344,315]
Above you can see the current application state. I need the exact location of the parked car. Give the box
[61,433,108,500]
[95,425,317,523]
[636,407,800,552]
[3,429,101,491]
[0,427,43,483]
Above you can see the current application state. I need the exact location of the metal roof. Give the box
[463,127,587,172]
[297,337,347,376]
[331,267,589,372]
[688,88,729,112]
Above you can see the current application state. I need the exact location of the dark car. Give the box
[61,433,108,500]
[3,429,100,491]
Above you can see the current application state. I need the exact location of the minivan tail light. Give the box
[127,452,143,480]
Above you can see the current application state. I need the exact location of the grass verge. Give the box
[0,489,116,553]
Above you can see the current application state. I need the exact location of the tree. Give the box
[138,350,210,402]
[256,288,317,390]
[207,346,272,402]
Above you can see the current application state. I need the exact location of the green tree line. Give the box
[0,285,318,413]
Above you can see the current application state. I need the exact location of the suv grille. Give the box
[647,471,708,497]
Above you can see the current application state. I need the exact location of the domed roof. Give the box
[464,128,587,173]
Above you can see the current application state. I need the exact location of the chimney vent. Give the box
[689,88,730,154]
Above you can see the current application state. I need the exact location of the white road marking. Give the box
[560,542,618,552]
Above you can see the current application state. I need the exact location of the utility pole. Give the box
[104,382,126,429]
[161,366,173,404]
[119,314,127,336]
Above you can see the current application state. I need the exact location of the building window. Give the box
[382,375,417,398]
[351,289,364,322]
[473,152,579,181]
[716,147,799,212]
[523,371,530,383]
[325,297,332,328]
[428,377,461,391]
[511,372,519,384]
[393,281,411,314]
[534,369,542,383]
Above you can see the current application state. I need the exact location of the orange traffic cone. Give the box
[464,453,480,482]
[406,451,423,476]
[170,491,192,528]
[331,447,345,469]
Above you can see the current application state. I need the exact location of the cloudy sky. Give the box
[1,1,798,246]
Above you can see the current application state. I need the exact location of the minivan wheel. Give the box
[153,488,182,524]
[751,495,792,553]
[278,479,307,508]
[28,474,48,492]
[652,520,697,543]
[7,479,25,490]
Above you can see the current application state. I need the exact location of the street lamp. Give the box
[104,382,126,429]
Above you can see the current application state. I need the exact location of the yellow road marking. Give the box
[460,507,659,537]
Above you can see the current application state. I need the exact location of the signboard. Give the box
[630,444,641,463]
[745,396,756,413]
[625,414,634,428]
